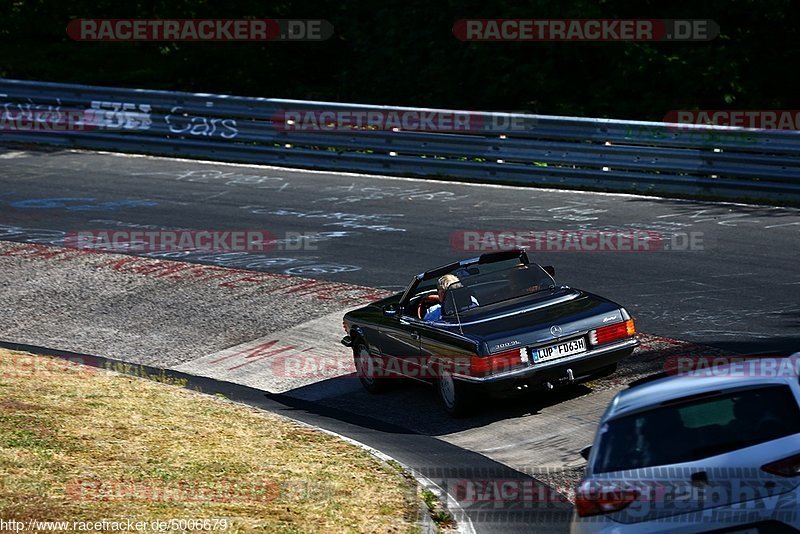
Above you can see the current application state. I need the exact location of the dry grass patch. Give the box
[0,349,418,532]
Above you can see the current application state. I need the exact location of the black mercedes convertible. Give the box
[341,249,639,416]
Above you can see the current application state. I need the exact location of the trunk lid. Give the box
[438,288,622,353]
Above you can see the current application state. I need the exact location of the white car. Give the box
[571,354,800,533]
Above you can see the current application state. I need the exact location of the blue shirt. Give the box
[423,304,442,322]
[423,296,479,322]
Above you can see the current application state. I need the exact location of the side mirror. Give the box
[383,303,400,317]
[579,445,592,460]
[543,265,555,277]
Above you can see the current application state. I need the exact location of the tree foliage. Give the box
[0,0,796,119]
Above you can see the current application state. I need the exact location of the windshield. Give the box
[439,260,556,316]
[592,385,800,474]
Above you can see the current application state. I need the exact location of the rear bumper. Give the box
[454,337,638,394]
[570,489,800,533]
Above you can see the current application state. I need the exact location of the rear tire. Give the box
[353,340,388,393]
[436,367,475,417]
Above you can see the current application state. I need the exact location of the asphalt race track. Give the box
[2,146,799,352]
[1,146,799,532]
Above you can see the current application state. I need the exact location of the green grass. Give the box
[0,349,419,532]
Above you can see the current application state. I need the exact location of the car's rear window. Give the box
[592,384,800,473]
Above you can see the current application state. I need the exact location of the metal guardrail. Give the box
[2,78,800,205]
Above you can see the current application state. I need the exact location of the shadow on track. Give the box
[271,376,594,436]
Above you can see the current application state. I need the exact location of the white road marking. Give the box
[173,309,361,398]
[0,151,30,159]
[198,190,229,201]
[73,148,800,210]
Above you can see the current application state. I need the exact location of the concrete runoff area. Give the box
[0,241,386,367]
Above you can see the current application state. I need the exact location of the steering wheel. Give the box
[417,294,441,319]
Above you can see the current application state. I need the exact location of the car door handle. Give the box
[410,331,420,340]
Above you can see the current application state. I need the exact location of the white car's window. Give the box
[593,385,800,473]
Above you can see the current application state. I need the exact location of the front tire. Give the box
[353,340,388,393]
[436,367,475,417]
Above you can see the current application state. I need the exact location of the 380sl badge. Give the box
[493,340,521,351]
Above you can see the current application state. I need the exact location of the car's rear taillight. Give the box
[762,453,800,477]
[470,349,525,377]
[575,480,639,517]
[589,319,635,346]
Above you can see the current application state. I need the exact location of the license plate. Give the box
[532,337,586,363]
